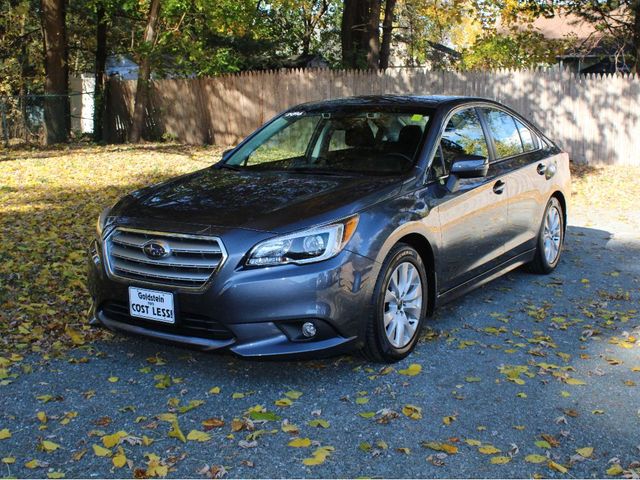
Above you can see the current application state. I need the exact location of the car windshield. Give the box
[223,109,433,175]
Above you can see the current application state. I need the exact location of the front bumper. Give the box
[87,239,376,358]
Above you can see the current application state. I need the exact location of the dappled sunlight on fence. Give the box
[106,68,640,166]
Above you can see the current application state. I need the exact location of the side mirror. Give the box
[450,154,489,179]
[222,148,235,161]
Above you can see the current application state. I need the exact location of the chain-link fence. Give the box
[0,89,96,147]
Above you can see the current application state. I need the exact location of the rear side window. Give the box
[436,108,489,175]
[515,119,538,152]
[484,109,524,159]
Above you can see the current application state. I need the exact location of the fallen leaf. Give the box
[187,430,211,442]
[402,405,422,420]
[40,440,61,452]
[479,445,501,455]
[92,444,112,457]
[0,428,10,440]
[548,460,568,473]
[398,364,422,376]
[490,456,511,464]
[421,442,458,454]
[524,454,547,464]
[606,464,624,476]
[288,437,311,448]
[576,447,593,458]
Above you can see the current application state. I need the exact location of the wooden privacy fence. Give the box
[106,68,640,165]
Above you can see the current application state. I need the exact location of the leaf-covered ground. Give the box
[0,145,639,479]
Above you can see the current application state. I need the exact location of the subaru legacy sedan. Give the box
[88,95,570,362]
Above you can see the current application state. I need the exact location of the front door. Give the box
[430,108,509,291]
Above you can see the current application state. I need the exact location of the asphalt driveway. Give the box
[1,204,639,478]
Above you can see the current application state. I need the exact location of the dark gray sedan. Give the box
[88,95,570,362]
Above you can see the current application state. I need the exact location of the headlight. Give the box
[96,207,112,238]
[246,215,359,267]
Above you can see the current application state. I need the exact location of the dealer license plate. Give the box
[128,286,175,324]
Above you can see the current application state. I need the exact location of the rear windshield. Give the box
[223,109,433,175]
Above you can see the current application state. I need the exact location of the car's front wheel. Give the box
[527,196,565,274]
[362,243,428,362]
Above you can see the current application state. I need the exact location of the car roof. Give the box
[291,95,494,113]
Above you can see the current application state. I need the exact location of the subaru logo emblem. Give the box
[142,240,171,259]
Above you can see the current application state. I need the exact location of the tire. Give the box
[527,197,564,274]
[362,243,429,363]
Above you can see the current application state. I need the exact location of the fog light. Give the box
[301,322,317,338]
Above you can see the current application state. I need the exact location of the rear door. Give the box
[480,107,554,257]
[431,107,510,291]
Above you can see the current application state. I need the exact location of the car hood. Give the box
[112,167,404,233]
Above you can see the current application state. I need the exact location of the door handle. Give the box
[537,163,546,175]
[493,180,505,195]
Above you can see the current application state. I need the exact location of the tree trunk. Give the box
[129,0,160,143]
[379,0,396,69]
[341,0,373,68]
[41,0,68,144]
[633,0,640,73]
[93,3,107,142]
[366,0,381,69]
[341,0,357,66]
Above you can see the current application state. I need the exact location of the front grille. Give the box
[104,228,226,289]
[100,301,234,340]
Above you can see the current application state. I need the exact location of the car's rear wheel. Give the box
[527,197,564,274]
[362,243,428,362]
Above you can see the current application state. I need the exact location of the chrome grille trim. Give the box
[103,227,227,290]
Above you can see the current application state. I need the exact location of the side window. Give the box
[484,109,524,159]
[515,119,537,152]
[328,129,347,151]
[246,116,320,165]
[437,108,489,175]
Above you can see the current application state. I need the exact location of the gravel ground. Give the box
[1,204,639,479]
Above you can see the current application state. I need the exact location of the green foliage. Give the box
[461,30,566,70]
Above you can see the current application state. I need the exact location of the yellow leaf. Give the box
[37,411,47,423]
[25,459,45,469]
[112,453,127,468]
[168,419,186,443]
[47,471,65,479]
[548,460,568,473]
[232,392,245,399]
[209,386,220,394]
[478,445,501,455]
[422,442,458,454]
[576,447,593,458]
[143,435,154,446]
[565,377,586,386]
[288,437,311,448]
[355,397,369,405]
[0,428,10,440]
[284,390,303,400]
[525,454,547,464]
[65,326,84,345]
[442,415,456,425]
[465,439,482,446]
[275,398,293,407]
[41,440,61,452]
[92,444,111,457]
[281,422,299,434]
[186,430,211,442]
[606,464,624,476]
[102,431,128,448]
[107,376,119,383]
[402,404,422,420]
[1,457,16,464]
[490,456,511,464]
[398,363,422,376]
[308,419,330,428]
